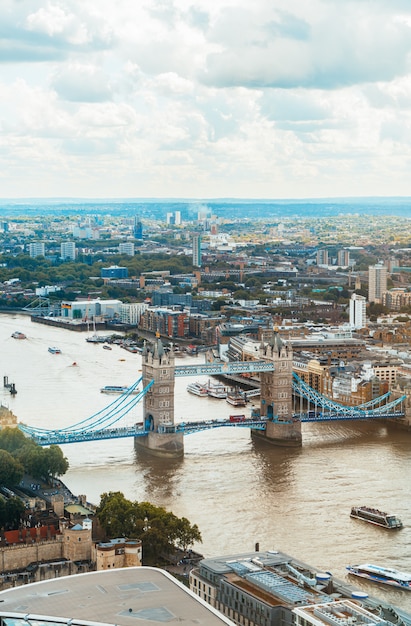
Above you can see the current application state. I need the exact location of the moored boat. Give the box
[100,385,139,394]
[207,380,227,399]
[226,389,246,407]
[350,506,403,529]
[48,347,61,354]
[187,382,208,397]
[11,331,26,339]
[346,563,411,590]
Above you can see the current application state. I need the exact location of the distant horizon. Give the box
[1,196,411,204]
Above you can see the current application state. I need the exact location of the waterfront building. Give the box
[349,293,367,329]
[189,549,409,626]
[101,264,128,279]
[60,241,76,261]
[193,235,202,267]
[368,262,387,303]
[118,241,135,256]
[61,298,122,320]
[0,567,233,626]
[119,302,149,325]
[28,241,45,258]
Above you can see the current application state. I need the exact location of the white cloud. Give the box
[1,0,411,197]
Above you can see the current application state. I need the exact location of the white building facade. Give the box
[349,293,367,329]
[119,302,149,325]
[60,241,76,261]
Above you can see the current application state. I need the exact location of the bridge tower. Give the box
[136,336,184,458]
[252,330,302,447]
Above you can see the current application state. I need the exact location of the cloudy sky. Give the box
[2,0,411,199]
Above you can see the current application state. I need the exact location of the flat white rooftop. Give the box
[0,567,234,626]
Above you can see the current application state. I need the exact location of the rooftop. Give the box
[0,567,234,626]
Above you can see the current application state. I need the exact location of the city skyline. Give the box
[2,2,411,200]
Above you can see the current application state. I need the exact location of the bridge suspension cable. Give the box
[19,378,154,438]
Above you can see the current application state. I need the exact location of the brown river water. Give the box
[1,313,411,611]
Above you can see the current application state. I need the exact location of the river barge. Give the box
[350,506,403,529]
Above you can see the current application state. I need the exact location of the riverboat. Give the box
[48,347,61,354]
[187,382,208,397]
[346,563,411,590]
[11,331,26,339]
[350,506,403,529]
[207,380,227,399]
[226,389,246,407]
[100,385,139,394]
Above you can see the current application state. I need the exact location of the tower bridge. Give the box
[18,332,407,458]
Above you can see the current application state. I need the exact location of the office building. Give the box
[119,302,149,325]
[193,235,202,267]
[316,249,329,266]
[101,265,128,279]
[60,241,76,261]
[0,567,233,626]
[28,242,45,258]
[190,549,409,626]
[119,242,135,256]
[349,293,367,329]
[134,217,143,239]
[368,262,387,303]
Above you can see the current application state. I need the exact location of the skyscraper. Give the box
[134,217,143,239]
[349,293,367,329]
[192,235,202,267]
[368,262,387,303]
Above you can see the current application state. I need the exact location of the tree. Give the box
[0,427,31,454]
[0,449,24,486]
[5,497,25,529]
[96,492,202,563]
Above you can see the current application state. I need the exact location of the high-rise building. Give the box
[316,249,328,266]
[119,242,135,256]
[28,242,45,258]
[349,293,367,329]
[60,241,76,261]
[134,217,143,240]
[175,210,181,225]
[368,262,387,303]
[337,249,350,267]
[192,235,202,267]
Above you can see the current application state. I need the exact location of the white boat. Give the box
[347,563,411,590]
[350,506,403,529]
[48,347,61,354]
[226,389,246,407]
[100,385,139,395]
[187,382,208,397]
[207,380,227,399]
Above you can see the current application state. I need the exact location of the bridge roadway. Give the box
[23,409,404,447]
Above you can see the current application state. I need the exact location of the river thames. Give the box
[1,313,411,611]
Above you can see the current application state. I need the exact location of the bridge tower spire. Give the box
[136,334,184,458]
[252,328,302,447]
